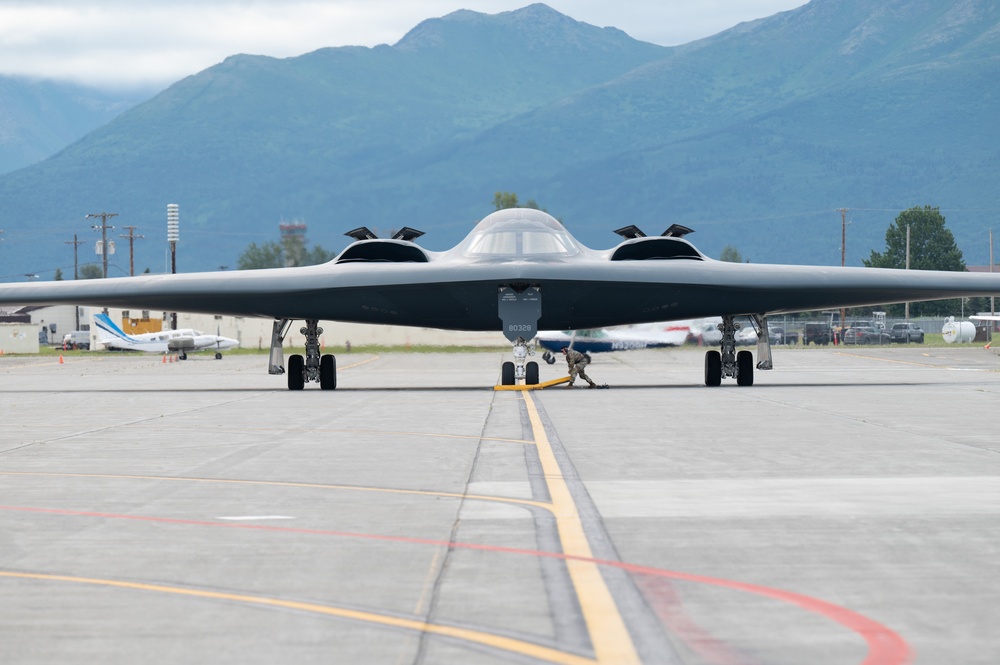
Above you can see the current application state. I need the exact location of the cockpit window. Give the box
[460,209,581,258]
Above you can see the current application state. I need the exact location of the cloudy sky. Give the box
[0,0,808,90]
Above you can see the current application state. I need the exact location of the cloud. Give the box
[0,1,807,89]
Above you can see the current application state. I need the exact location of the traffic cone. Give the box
[986,342,991,350]
[162,355,167,363]
[59,355,64,364]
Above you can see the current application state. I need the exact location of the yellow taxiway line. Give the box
[0,572,596,665]
[521,392,640,664]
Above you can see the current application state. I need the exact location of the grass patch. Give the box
[30,344,509,357]
[22,334,994,358]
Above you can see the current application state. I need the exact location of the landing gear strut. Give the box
[269,318,337,390]
[704,314,772,387]
[500,336,539,386]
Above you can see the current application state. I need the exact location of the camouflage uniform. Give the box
[563,348,597,387]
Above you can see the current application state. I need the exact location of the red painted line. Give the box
[632,574,758,665]
[0,505,912,665]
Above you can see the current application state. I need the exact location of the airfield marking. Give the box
[0,504,912,665]
[833,350,978,368]
[106,425,533,446]
[3,421,532,446]
[0,571,596,665]
[0,471,551,512]
[520,392,641,665]
[410,545,448,617]
[335,354,380,370]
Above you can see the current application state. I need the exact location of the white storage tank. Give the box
[942,317,976,343]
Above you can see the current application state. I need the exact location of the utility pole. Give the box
[65,234,85,280]
[87,212,118,278]
[904,223,911,321]
[119,226,144,276]
[65,234,86,329]
[838,208,847,335]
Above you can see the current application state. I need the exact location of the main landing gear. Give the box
[704,314,773,387]
[500,336,540,386]
[269,318,337,390]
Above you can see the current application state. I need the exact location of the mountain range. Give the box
[0,0,998,279]
[0,77,148,176]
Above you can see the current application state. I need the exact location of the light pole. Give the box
[167,204,179,330]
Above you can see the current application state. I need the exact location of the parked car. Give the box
[769,326,799,345]
[841,325,891,345]
[735,325,758,345]
[889,322,925,343]
[803,322,832,345]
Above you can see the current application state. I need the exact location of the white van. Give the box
[62,330,91,350]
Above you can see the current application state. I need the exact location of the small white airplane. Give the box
[94,313,239,359]
[536,319,722,364]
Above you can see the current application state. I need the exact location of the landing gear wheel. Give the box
[736,350,754,386]
[501,361,515,386]
[320,354,337,390]
[287,354,305,391]
[179,352,188,361]
[542,351,556,365]
[215,352,222,360]
[705,350,722,387]
[525,361,539,385]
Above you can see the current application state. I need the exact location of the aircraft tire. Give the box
[320,354,337,390]
[542,351,556,365]
[526,361,539,385]
[501,361,515,386]
[287,354,305,391]
[737,350,754,386]
[215,352,222,360]
[704,350,722,387]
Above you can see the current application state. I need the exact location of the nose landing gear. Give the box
[500,336,539,386]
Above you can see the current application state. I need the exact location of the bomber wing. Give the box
[2,208,1000,388]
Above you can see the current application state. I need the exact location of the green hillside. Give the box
[0,0,997,279]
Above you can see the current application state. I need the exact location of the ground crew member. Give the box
[561,346,597,388]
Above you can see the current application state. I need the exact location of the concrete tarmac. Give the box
[1,345,999,664]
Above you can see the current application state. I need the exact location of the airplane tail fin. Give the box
[93,313,137,345]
